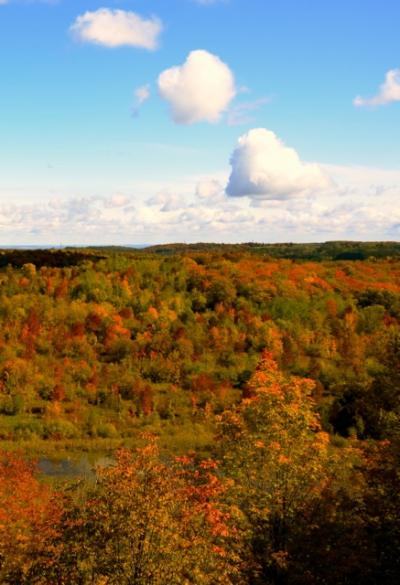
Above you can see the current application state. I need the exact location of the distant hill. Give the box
[139,241,400,260]
[0,249,105,269]
[1,241,400,268]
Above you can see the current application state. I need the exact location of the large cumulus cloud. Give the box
[226,128,331,199]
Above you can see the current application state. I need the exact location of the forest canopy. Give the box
[0,243,399,584]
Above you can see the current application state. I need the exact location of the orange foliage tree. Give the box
[54,439,240,585]
[217,352,354,584]
[0,452,63,584]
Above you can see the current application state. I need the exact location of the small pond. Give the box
[39,455,113,478]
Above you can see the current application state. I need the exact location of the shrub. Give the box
[43,419,78,440]
[96,423,119,439]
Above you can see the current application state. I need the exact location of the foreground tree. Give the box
[217,352,360,584]
[0,452,62,583]
[54,439,240,585]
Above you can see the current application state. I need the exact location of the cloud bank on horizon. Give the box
[1,157,399,245]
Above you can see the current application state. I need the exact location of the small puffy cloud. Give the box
[135,85,150,104]
[226,128,331,199]
[103,194,130,208]
[158,50,236,124]
[196,179,223,199]
[354,69,400,107]
[146,192,183,212]
[70,9,162,50]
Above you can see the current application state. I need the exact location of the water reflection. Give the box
[39,455,113,478]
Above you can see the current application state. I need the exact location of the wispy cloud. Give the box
[193,0,227,5]
[227,97,270,126]
[0,0,59,5]
[132,85,151,117]
[354,69,400,107]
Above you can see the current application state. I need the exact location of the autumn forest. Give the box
[0,244,399,584]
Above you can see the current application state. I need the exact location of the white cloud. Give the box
[1,162,400,245]
[103,194,131,208]
[194,0,226,4]
[157,50,236,124]
[226,128,331,199]
[354,69,400,107]
[146,191,183,212]
[70,9,162,50]
[227,97,270,126]
[132,84,151,116]
[0,1,59,4]
[135,85,150,104]
[196,179,223,199]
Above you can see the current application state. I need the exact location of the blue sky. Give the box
[0,0,399,245]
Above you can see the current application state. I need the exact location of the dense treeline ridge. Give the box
[0,249,399,443]
[2,240,400,268]
[141,240,400,260]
